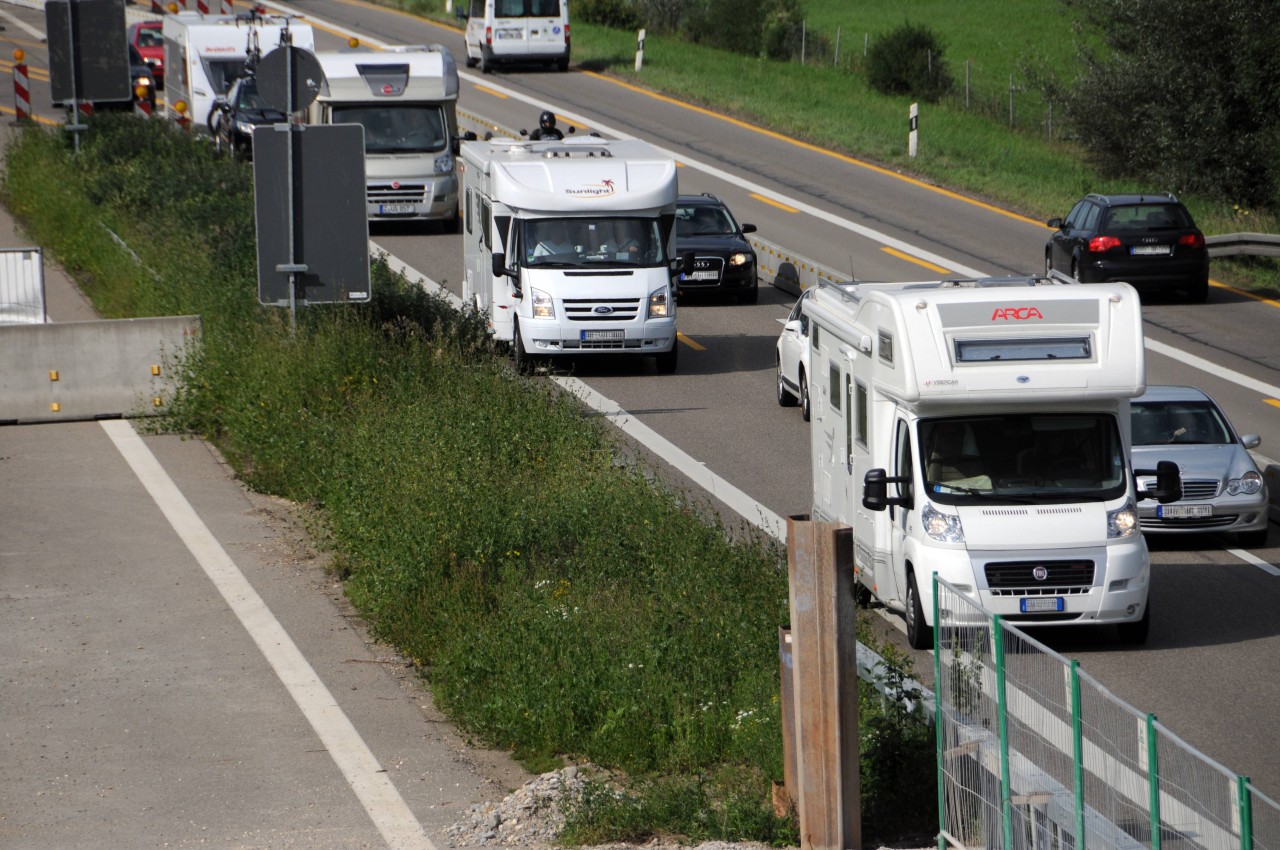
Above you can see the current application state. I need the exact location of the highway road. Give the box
[4,0,1280,835]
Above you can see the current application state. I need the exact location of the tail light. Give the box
[1088,235,1122,253]
[564,23,570,47]
[485,25,493,46]
[1179,232,1205,249]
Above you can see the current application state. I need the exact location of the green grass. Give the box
[1,116,935,845]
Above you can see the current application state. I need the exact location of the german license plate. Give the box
[1158,504,1212,518]
[1020,597,1064,613]
[683,271,718,281]
[378,204,416,215]
[582,330,623,341]
[1131,245,1172,256]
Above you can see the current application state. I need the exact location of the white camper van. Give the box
[162,11,315,130]
[460,135,680,373]
[802,277,1181,649]
[308,46,462,229]
[460,0,570,73]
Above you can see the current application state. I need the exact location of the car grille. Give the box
[687,256,724,283]
[1179,479,1220,500]
[1141,515,1238,531]
[368,183,428,203]
[984,560,1095,596]
[563,298,643,322]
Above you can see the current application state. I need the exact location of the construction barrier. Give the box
[12,62,29,123]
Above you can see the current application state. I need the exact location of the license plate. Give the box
[1131,245,1172,256]
[378,204,416,215]
[581,330,624,341]
[1020,597,1064,613]
[682,271,718,281]
[496,28,522,39]
[1158,504,1213,518]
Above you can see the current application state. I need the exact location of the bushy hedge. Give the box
[1,115,936,845]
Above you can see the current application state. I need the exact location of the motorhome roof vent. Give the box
[540,146,613,158]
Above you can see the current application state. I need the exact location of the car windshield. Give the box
[331,104,449,154]
[676,204,736,237]
[234,79,274,111]
[920,413,1127,504]
[1102,203,1193,231]
[522,217,666,269]
[1131,400,1233,446]
[137,28,162,48]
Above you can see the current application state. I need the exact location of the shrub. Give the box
[866,22,953,102]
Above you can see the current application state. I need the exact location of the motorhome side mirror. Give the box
[492,252,510,278]
[1154,460,1183,504]
[863,468,889,511]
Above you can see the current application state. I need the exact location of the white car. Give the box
[1131,385,1270,547]
[775,288,813,420]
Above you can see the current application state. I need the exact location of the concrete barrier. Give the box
[0,315,201,424]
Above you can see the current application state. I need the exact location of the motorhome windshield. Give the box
[332,104,449,154]
[920,413,1126,504]
[521,217,667,269]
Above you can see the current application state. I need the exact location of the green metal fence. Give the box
[933,575,1280,850]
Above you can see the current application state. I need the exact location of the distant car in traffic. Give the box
[1131,385,1269,547]
[775,287,814,420]
[128,20,164,88]
[674,193,760,304]
[210,74,287,159]
[1045,192,1210,303]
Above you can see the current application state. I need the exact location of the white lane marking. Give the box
[0,5,45,40]
[1145,337,1280,399]
[100,419,435,850]
[1226,547,1280,576]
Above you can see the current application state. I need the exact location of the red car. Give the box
[127,20,164,89]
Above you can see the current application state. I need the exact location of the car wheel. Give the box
[777,359,797,407]
[441,210,461,234]
[800,370,811,422]
[1115,603,1150,644]
[655,344,677,375]
[480,47,495,74]
[905,570,933,651]
[512,319,533,374]
[1185,277,1209,303]
[1236,529,1269,549]
[464,54,478,68]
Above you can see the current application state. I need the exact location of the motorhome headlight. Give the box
[530,288,555,319]
[647,286,672,319]
[1227,470,1264,496]
[1107,502,1139,539]
[921,503,964,543]
[434,150,454,174]
[728,251,752,267]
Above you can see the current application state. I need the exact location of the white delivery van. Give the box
[459,135,681,373]
[162,11,315,130]
[459,0,569,73]
[802,276,1181,648]
[308,46,461,230]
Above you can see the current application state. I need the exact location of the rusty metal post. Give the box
[786,515,861,850]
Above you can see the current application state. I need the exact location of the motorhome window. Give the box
[845,375,854,470]
[465,189,473,235]
[811,323,820,350]
[481,200,491,250]
[828,365,841,413]
[855,380,868,446]
[920,413,1125,504]
[954,336,1091,362]
[878,329,893,366]
[895,421,913,502]
[522,217,666,268]
[331,104,448,154]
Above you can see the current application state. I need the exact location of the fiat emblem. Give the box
[1032,566,1049,581]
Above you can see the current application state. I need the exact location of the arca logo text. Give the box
[990,306,1044,321]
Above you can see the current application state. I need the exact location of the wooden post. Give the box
[786,515,861,850]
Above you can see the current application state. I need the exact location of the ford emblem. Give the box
[593,305,613,314]
[1017,375,1030,384]
[1033,566,1049,581]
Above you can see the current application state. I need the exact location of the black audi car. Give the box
[674,193,760,304]
[209,74,287,160]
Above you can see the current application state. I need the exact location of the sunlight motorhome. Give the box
[162,11,315,130]
[308,46,462,229]
[460,135,681,373]
[801,277,1181,648]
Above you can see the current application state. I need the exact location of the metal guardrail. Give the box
[1205,233,1280,258]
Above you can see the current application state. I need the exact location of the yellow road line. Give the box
[677,332,706,351]
[1266,399,1280,410]
[474,84,508,99]
[751,193,797,213]
[882,246,952,274]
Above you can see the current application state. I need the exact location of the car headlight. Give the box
[434,150,454,174]
[1107,501,1139,539]
[922,502,964,543]
[1227,470,1264,496]
[728,251,752,267]
[530,287,554,319]
[648,285,672,319]
[236,120,255,135]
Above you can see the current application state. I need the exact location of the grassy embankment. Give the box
[0,116,935,845]
[397,0,1280,294]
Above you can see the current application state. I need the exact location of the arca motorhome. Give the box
[162,11,315,131]
[308,46,462,229]
[460,135,681,373]
[802,277,1181,649]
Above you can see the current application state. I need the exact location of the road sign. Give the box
[253,124,370,306]
[45,0,131,106]
[256,45,325,115]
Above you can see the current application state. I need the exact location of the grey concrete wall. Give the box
[0,315,201,424]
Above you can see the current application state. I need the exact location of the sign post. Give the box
[909,102,919,158]
[635,28,646,72]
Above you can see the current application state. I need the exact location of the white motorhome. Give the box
[308,46,462,229]
[460,136,681,373]
[801,277,1181,649]
[459,0,569,73]
[162,11,314,130]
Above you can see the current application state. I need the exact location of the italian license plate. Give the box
[582,330,624,341]
[1020,597,1064,614]
[1131,245,1172,256]
[1158,504,1213,518]
[683,271,718,281]
[378,204,416,215]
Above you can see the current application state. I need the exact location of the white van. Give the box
[459,0,570,73]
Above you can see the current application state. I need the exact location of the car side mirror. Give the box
[1047,217,1064,229]
[783,318,801,334]
[741,223,757,234]
[680,250,694,274]
[1241,433,1262,450]
[1135,460,1183,504]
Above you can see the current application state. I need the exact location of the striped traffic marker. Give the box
[12,49,28,123]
